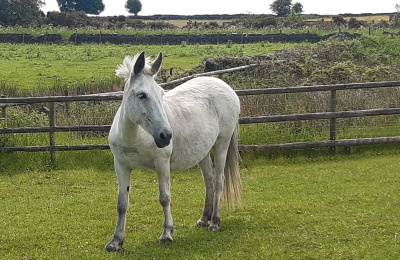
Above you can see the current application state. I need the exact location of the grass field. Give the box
[0,41,310,90]
[2,24,400,259]
[1,149,400,259]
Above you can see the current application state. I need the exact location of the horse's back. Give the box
[166,76,240,119]
[165,77,239,171]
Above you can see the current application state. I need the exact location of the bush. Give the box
[230,15,278,29]
[47,11,92,28]
[147,21,177,30]
[348,18,362,29]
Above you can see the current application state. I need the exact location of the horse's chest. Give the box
[110,143,155,170]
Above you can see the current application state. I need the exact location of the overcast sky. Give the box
[41,0,399,16]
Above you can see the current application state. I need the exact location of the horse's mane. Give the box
[115,53,154,81]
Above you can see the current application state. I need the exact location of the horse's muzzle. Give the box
[154,130,172,148]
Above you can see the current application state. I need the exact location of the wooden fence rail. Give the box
[2,71,400,161]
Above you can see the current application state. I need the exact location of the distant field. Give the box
[354,15,390,21]
[308,15,390,22]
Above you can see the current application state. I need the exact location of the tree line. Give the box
[0,0,143,26]
[1,0,304,27]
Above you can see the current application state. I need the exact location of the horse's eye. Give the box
[137,92,147,99]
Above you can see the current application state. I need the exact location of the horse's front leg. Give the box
[155,158,174,243]
[105,159,131,252]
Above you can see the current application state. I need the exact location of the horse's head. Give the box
[116,52,172,148]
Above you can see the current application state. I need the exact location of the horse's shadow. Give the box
[115,218,252,259]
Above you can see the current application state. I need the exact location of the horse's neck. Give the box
[117,106,139,145]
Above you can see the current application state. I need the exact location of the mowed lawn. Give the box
[1,150,400,259]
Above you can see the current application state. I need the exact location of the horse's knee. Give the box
[117,198,128,215]
[159,193,171,207]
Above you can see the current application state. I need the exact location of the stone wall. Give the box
[68,32,361,45]
[0,32,361,45]
[0,33,63,44]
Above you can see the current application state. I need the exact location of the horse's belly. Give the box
[170,149,210,172]
[169,133,217,172]
[110,143,156,170]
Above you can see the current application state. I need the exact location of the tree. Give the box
[270,0,292,17]
[289,2,303,19]
[126,0,142,16]
[0,0,44,26]
[56,0,75,12]
[56,0,105,15]
[292,2,303,14]
[332,15,347,28]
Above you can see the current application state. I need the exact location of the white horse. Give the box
[105,51,242,252]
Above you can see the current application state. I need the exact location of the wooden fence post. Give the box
[161,69,167,83]
[1,95,6,120]
[64,90,70,116]
[329,90,337,153]
[49,102,56,163]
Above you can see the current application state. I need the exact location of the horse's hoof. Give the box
[105,243,118,252]
[196,219,209,227]
[208,224,221,232]
[159,235,173,244]
[105,241,122,252]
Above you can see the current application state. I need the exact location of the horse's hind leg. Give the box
[197,153,214,227]
[105,159,131,252]
[209,137,230,232]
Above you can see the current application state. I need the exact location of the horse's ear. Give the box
[134,51,146,75]
[150,52,163,75]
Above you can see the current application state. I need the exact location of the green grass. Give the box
[0,41,310,90]
[1,149,400,259]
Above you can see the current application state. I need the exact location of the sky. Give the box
[41,0,400,16]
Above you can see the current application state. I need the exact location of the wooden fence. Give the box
[2,66,400,161]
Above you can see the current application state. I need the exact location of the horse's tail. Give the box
[223,126,242,209]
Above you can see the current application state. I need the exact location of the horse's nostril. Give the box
[159,132,172,140]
